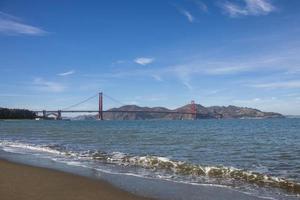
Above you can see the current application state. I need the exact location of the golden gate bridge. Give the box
[34,92,198,120]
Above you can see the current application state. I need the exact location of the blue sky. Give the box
[0,0,300,115]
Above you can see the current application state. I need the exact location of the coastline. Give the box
[0,159,154,200]
[1,119,299,200]
[0,158,279,200]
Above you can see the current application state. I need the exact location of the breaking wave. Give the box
[1,140,299,195]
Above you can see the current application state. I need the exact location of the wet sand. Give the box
[0,159,154,200]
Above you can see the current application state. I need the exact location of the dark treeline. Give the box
[0,108,36,119]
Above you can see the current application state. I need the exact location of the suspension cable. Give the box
[62,93,98,110]
[103,93,126,107]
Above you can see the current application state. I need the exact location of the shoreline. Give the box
[0,159,154,200]
[0,150,294,200]
[1,119,299,200]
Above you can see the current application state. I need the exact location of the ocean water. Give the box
[0,119,300,200]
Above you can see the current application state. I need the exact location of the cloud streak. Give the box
[179,9,194,22]
[0,11,47,36]
[193,0,208,13]
[58,70,75,76]
[33,78,66,92]
[81,43,300,95]
[134,57,154,65]
[250,80,300,89]
[220,0,275,17]
[178,8,195,22]
[83,49,300,91]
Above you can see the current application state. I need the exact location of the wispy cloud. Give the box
[221,2,248,17]
[134,57,155,65]
[246,0,275,14]
[250,80,300,89]
[81,43,300,94]
[0,93,37,97]
[57,70,75,76]
[178,8,195,22]
[159,47,300,89]
[0,11,47,36]
[151,74,163,81]
[112,60,126,65]
[166,60,251,83]
[83,49,300,91]
[133,94,167,102]
[284,68,300,75]
[233,97,262,104]
[33,78,66,92]
[204,65,250,75]
[193,0,208,13]
[220,0,275,17]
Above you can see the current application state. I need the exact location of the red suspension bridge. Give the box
[34,92,198,120]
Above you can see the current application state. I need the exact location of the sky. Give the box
[0,0,300,115]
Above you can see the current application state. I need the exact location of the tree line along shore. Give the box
[0,108,36,119]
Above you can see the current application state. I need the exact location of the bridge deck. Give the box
[34,110,196,114]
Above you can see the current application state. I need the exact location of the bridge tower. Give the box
[42,110,46,119]
[57,110,62,120]
[98,92,103,120]
[190,100,197,120]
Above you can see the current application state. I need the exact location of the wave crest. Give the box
[1,140,299,194]
[82,150,300,194]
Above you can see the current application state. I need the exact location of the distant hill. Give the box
[0,108,36,119]
[72,104,284,120]
[285,115,300,118]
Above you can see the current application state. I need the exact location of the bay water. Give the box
[0,119,299,200]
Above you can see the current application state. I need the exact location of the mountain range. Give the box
[72,104,284,120]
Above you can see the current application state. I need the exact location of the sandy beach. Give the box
[0,159,154,200]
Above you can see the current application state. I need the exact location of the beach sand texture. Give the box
[0,159,153,200]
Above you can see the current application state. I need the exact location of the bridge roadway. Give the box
[34,110,196,114]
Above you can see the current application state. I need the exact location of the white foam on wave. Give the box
[0,140,61,155]
[24,151,280,200]
[109,152,127,161]
[0,140,79,157]
[65,160,88,168]
[2,146,27,154]
[1,139,299,198]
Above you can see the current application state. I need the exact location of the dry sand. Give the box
[0,159,154,200]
